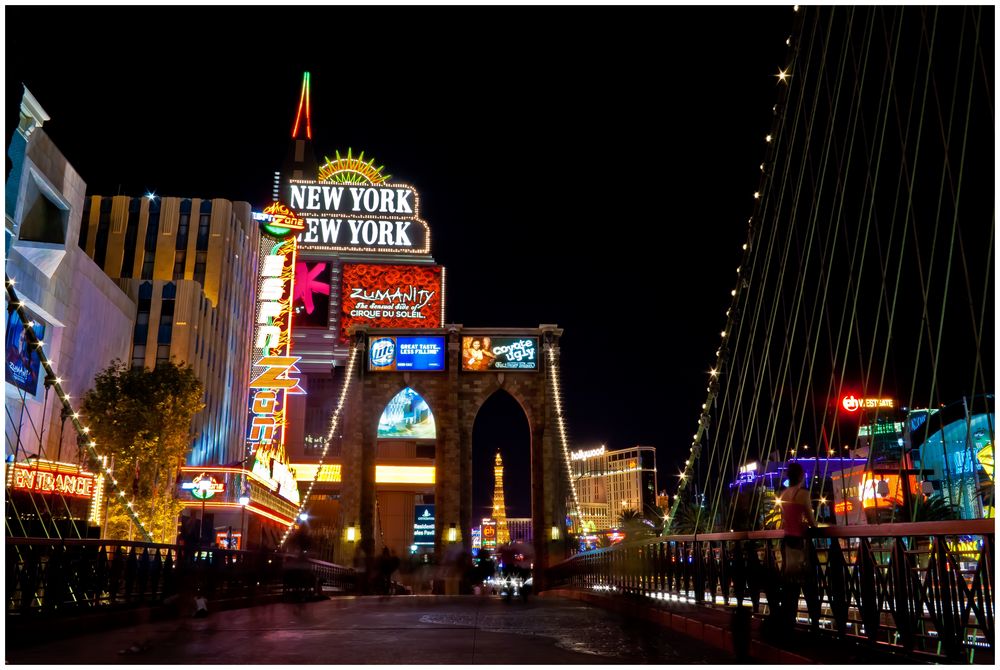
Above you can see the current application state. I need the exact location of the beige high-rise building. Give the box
[571,445,658,531]
[79,195,260,466]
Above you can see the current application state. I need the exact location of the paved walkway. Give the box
[7,595,733,665]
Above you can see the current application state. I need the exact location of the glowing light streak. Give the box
[280,342,361,548]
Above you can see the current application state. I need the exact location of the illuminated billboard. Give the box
[377,387,436,440]
[368,336,445,372]
[340,264,443,343]
[292,260,331,328]
[10,462,95,499]
[289,180,430,254]
[841,395,895,412]
[414,504,435,546]
[245,233,305,506]
[461,337,538,371]
[481,519,497,550]
[5,309,45,396]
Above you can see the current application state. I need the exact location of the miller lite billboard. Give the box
[368,336,445,372]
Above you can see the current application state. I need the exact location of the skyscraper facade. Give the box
[571,445,658,531]
[78,195,260,466]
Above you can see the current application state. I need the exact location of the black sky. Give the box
[7,5,793,518]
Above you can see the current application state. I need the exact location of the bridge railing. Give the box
[5,537,360,619]
[547,520,994,663]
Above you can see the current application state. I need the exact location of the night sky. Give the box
[7,5,793,519]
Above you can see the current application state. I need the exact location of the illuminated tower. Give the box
[277,71,318,201]
[492,451,511,545]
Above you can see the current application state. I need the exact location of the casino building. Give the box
[271,74,446,559]
[570,445,658,532]
[5,88,134,537]
[78,194,260,467]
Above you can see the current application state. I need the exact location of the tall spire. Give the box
[291,71,312,140]
[278,72,318,201]
[492,451,510,545]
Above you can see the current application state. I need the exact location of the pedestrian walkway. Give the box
[544,588,927,665]
[6,595,732,665]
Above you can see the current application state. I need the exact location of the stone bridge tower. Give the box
[337,324,570,583]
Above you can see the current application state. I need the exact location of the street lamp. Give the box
[198,477,211,546]
[239,493,250,551]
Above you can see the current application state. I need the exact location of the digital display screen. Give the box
[368,336,445,371]
[377,387,437,440]
[414,504,435,546]
[461,336,538,371]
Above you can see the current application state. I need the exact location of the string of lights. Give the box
[5,275,154,541]
[664,5,801,534]
[545,340,583,531]
[278,340,361,548]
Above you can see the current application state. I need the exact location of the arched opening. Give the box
[471,390,532,579]
[377,387,436,440]
[373,387,437,578]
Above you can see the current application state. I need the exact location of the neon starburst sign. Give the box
[318,148,391,184]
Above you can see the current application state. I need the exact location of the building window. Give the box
[131,344,146,369]
[196,209,210,251]
[158,284,175,344]
[120,198,142,278]
[93,198,112,269]
[132,281,153,364]
[173,250,186,279]
[140,202,160,279]
[155,344,171,366]
[78,198,92,250]
[193,250,207,285]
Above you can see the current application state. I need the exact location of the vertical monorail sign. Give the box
[246,214,306,506]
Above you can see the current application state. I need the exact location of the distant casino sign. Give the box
[462,336,538,371]
[368,336,445,372]
[288,180,429,254]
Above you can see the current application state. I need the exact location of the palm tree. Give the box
[618,508,656,540]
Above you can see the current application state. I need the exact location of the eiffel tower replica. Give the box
[492,451,511,545]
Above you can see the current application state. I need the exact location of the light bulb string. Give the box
[545,343,583,528]
[5,275,154,542]
[278,340,360,549]
[665,7,803,534]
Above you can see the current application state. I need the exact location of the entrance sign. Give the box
[10,462,94,499]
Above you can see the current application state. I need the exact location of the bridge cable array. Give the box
[5,275,154,542]
[669,5,993,533]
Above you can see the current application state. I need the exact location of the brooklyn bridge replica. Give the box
[5,6,994,664]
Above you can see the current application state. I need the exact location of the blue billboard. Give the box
[369,336,445,372]
[5,310,45,396]
[414,504,435,546]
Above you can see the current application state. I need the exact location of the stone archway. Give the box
[337,324,568,584]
